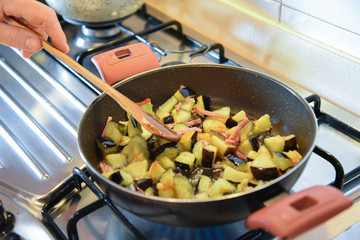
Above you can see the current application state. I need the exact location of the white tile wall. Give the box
[278,0,360,59]
[281,0,360,35]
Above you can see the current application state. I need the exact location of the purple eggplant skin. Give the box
[97,137,116,149]
[130,115,141,128]
[227,154,246,166]
[110,171,124,184]
[225,117,238,128]
[190,131,198,149]
[274,152,289,159]
[202,95,211,111]
[136,178,153,191]
[202,148,215,168]
[210,130,226,140]
[151,142,178,159]
[163,114,174,124]
[248,137,260,151]
[250,166,279,181]
[284,136,298,151]
[179,86,197,98]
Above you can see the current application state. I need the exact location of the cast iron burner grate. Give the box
[40,94,354,240]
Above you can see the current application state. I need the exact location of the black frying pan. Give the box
[77,64,350,238]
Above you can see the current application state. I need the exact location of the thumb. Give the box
[0,22,42,57]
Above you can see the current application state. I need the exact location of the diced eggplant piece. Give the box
[249,137,260,151]
[222,167,254,183]
[103,121,124,145]
[239,121,255,143]
[208,106,231,123]
[202,145,217,168]
[107,170,133,186]
[144,186,155,196]
[110,171,123,184]
[232,110,247,122]
[160,96,178,113]
[197,175,212,193]
[283,150,303,161]
[174,175,194,199]
[159,169,175,188]
[210,134,236,156]
[225,117,238,128]
[172,122,189,132]
[147,161,166,182]
[136,178,153,191]
[197,133,211,142]
[171,109,192,123]
[139,100,154,115]
[181,99,196,111]
[192,140,203,166]
[127,116,142,137]
[284,134,298,151]
[237,137,259,155]
[175,151,196,171]
[157,155,175,170]
[209,130,226,140]
[272,152,294,171]
[179,86,197,98]
[121,135,149,163]
[227,154,246,166]
[157,183,176,198]
[140,126,153,141]
[250,151,279,181]
[96,137,118,155]
[246,150,257,161]
[178,131,197,152]
[250,166,279,181]
[124,160,148,180]
[203,118,227,134]
[152,142,178,158]
[209,178,236,197]
[194,192,210,200]
[155,106,171,122]
[194,95,211,112]
[264,135,285,152]
[253,114,272,136]
[105,153,127,168]
[163,114,174,124]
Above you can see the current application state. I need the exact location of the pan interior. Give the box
[78,64,316,198]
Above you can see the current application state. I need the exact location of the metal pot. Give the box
[45,0,144,25]
[77,64,351,238]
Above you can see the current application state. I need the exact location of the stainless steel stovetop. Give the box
[0,9,360,240]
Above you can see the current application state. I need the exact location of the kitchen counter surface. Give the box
[144,0,360,120]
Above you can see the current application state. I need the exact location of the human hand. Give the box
[0,0,69,58]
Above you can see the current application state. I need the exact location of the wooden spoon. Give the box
[6,17,180,142]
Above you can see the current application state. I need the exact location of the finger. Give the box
[0,22,42,56]
[3,0,69,53]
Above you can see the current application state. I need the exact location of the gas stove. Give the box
[0,5,360,240]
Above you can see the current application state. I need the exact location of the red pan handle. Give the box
[91,43,161,85]
[246,185,352,239]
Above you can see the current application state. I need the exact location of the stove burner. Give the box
[81,25,122,39]
[0,201,16,237]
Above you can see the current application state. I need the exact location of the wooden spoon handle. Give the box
[5,17,180,142]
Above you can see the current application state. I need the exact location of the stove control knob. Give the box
[0,201,16,237]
